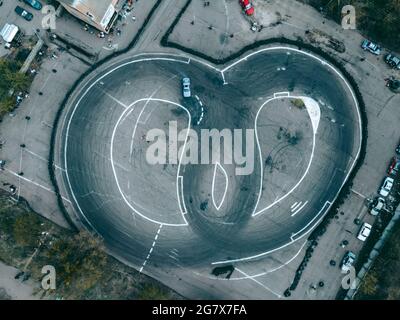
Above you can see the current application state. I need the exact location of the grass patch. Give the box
[291,98,306,109]
[0,58,31,118]
[355,218,400,300]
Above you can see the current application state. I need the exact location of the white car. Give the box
[182,77,191,98]
[379,177,394,197]
[370,197,385,216]
[357,223,372,242]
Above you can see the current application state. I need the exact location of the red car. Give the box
[240,0,254,16]
[387,157,400,176]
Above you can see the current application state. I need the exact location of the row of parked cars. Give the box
[361,39,400,70]
[341,141,400,272]
[373,142,400,212]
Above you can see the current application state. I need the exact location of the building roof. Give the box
[0,23,19,43]
[58,0,117,26]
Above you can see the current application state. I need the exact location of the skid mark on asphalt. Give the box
[139,224,163,273]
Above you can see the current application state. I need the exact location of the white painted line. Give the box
[273,92,290,98]
[211,162,229,211]
[351,188,366,199]
[178,176,187,214]
[253,95,320,217]
[291,201,308,217]
[139,224,162,273]
[291,202,302,212]
[235,268,282,298]
[5,169,71,203]
[24,148,64,171]
[291,202,299,209]
[205,240,307,281]
[110,98,190,227]
[290,201,331,241]
[221,71,227,85]
[129,74,178,162]
[64,57,198,231]
[102,91,128,109]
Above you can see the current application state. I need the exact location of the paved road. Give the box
[55,48,361,275]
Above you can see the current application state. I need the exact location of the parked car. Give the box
[387,157,400,176]
[370,197,385,216]
[21,0,42,10]
[357,223,372,242]
[379,176,394,197]
[240,0,254,16]
[361,39,381,55]
[182,77,191,98]
[15,6,33,21]
[396,141,400,155]
[385,54,400,69]
[387,77,400,92]
[341,251,356,273]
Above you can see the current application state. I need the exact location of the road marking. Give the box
[178,176,187,214]
[351,188,366,199]
[5,169,71,203]
[253,95,319,217]
[23,148,64,171]
[111,98,190,227]
[129,74,178,162]
[290,201,331,241]
[211,162,229,211]
[139,224,163,273]
[194,95,205,125]
[235,268,282,298]
[291,201,309,217]
[101,90,128,109]
[273,92,290,98]
[291,202,301,211]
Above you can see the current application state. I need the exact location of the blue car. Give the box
[361,39,381,55]
[22,0,42,10]
[15,6,33,21]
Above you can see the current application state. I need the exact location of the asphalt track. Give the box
[57,47,361,270]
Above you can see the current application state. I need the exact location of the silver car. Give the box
[370,197,385,216]
[182,77,191,98]
[379,177,394,197]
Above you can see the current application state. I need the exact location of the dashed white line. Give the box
[139,224,163,273]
